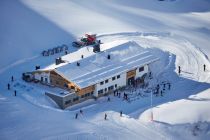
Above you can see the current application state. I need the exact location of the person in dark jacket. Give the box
[80,109,83,115]
[168,83,171,90]
[14,90,17,96]
[120,111,123,117]
[104,113,107,120]
[7,83,10,90]
[204,64,206,72]
[11,76,14,82]
[178,66,181,75]
[75,113,78,119]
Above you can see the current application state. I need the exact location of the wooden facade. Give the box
[50,70,80,91]
[126,69,136,79]
[77,85,95,96]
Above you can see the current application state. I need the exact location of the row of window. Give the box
[98,84,117,94]
[41,77,48,83]
[65,97,79,105]
[65,92,94,105]
[81,92,94,98]
[100,75,121,85]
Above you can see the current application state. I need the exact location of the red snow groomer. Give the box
[72,34,97,48]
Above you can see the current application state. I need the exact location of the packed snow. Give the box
[0,0,210,140]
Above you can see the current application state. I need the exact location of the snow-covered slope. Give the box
[1,0,210,140]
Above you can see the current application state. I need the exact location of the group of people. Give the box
[75,109,123,120]
[7,76,17,96]
[113,90,121,97]
[104,110,123,120]
[154,82,171,97]
[75,109,83,119]
[178,64,207,75]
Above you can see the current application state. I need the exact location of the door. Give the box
[127,77,135,86]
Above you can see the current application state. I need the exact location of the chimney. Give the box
[55,58,60,65]
[55,57,64,65]
[107,54,110,59]
[77,62,80,66]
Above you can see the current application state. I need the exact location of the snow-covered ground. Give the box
[0,0,210,140]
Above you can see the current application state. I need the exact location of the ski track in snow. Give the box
[98,32,210,83]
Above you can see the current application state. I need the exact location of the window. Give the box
[100,81,104,85]
[65,100,71,105]
[117,75,120,79]
[73,97,79,102]
[41,77,43,82]
[105,88,107,92]
[85,93,90,97]
[98,89,103,94]
[91,91,94,95]
[112,76,116,81]
[105,79,109,83]
[139,67,144,72]
[115,84,117,88]
[108,86,114,91]
[45,78,48,83]
[81,95,85,98]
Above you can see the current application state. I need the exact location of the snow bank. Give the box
[140,89,210,124]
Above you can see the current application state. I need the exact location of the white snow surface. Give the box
[1,0,210,140]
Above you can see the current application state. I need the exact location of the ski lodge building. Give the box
[28,41,159,109]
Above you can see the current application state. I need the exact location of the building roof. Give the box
[55,41,159,88]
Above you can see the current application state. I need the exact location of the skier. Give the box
[104,113,107,120]
[204,64,206,72]
[160,90,163,96]
[80,109,83,115]
[149,72,152,78]
[81,55,84,59]
[14,90,17,96]
[120,111,123,117]
[123,92,126,99]
[7,83,10,90]
[178,66,181,75]
[118,92,121,98]
[156,85,160,94]
[75,113,78,119]
[11,76,14,82]
[168,83,171,90]
[123,93,127,100]
[65,50,68,55]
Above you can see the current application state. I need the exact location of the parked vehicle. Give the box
[72,34,97,48]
